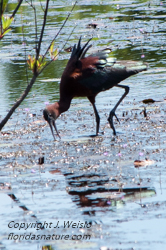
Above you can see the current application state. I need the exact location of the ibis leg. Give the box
[88,96,100,135]
[108,85,129,135]
[92,103,100,135]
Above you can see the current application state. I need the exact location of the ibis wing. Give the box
[65,38,147,94]
[79,60,147,94]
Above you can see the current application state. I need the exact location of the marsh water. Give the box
[0,0,166,249]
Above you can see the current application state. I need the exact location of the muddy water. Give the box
[0,0,166,249]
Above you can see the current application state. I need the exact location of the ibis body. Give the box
[43,37,147,139]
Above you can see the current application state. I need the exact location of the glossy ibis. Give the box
[43,37,147,139]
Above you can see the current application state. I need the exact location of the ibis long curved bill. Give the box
[43,109,60,139]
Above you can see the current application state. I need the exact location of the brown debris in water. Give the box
[134,159,155,167]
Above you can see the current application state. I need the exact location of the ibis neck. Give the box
[58,96,72,114]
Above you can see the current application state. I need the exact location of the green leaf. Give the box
[27,55,47,72]
[27,55,35,71]
[2,15,13,30]
[0,0,9,15]
[53,48,58,58]
[49,40,55,55]
[2,27,11,36]
[49,41,58,60]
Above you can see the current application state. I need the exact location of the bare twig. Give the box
[26,0,39,61]
[34,5,38,54]
[39,24,76,75]
[10,0,24,19]
[36,0,50,59]
[0,0,2,34]
[39,0,45,12]
[21,9,29,84]
[43,0,77,58]
[0,74,38,130]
